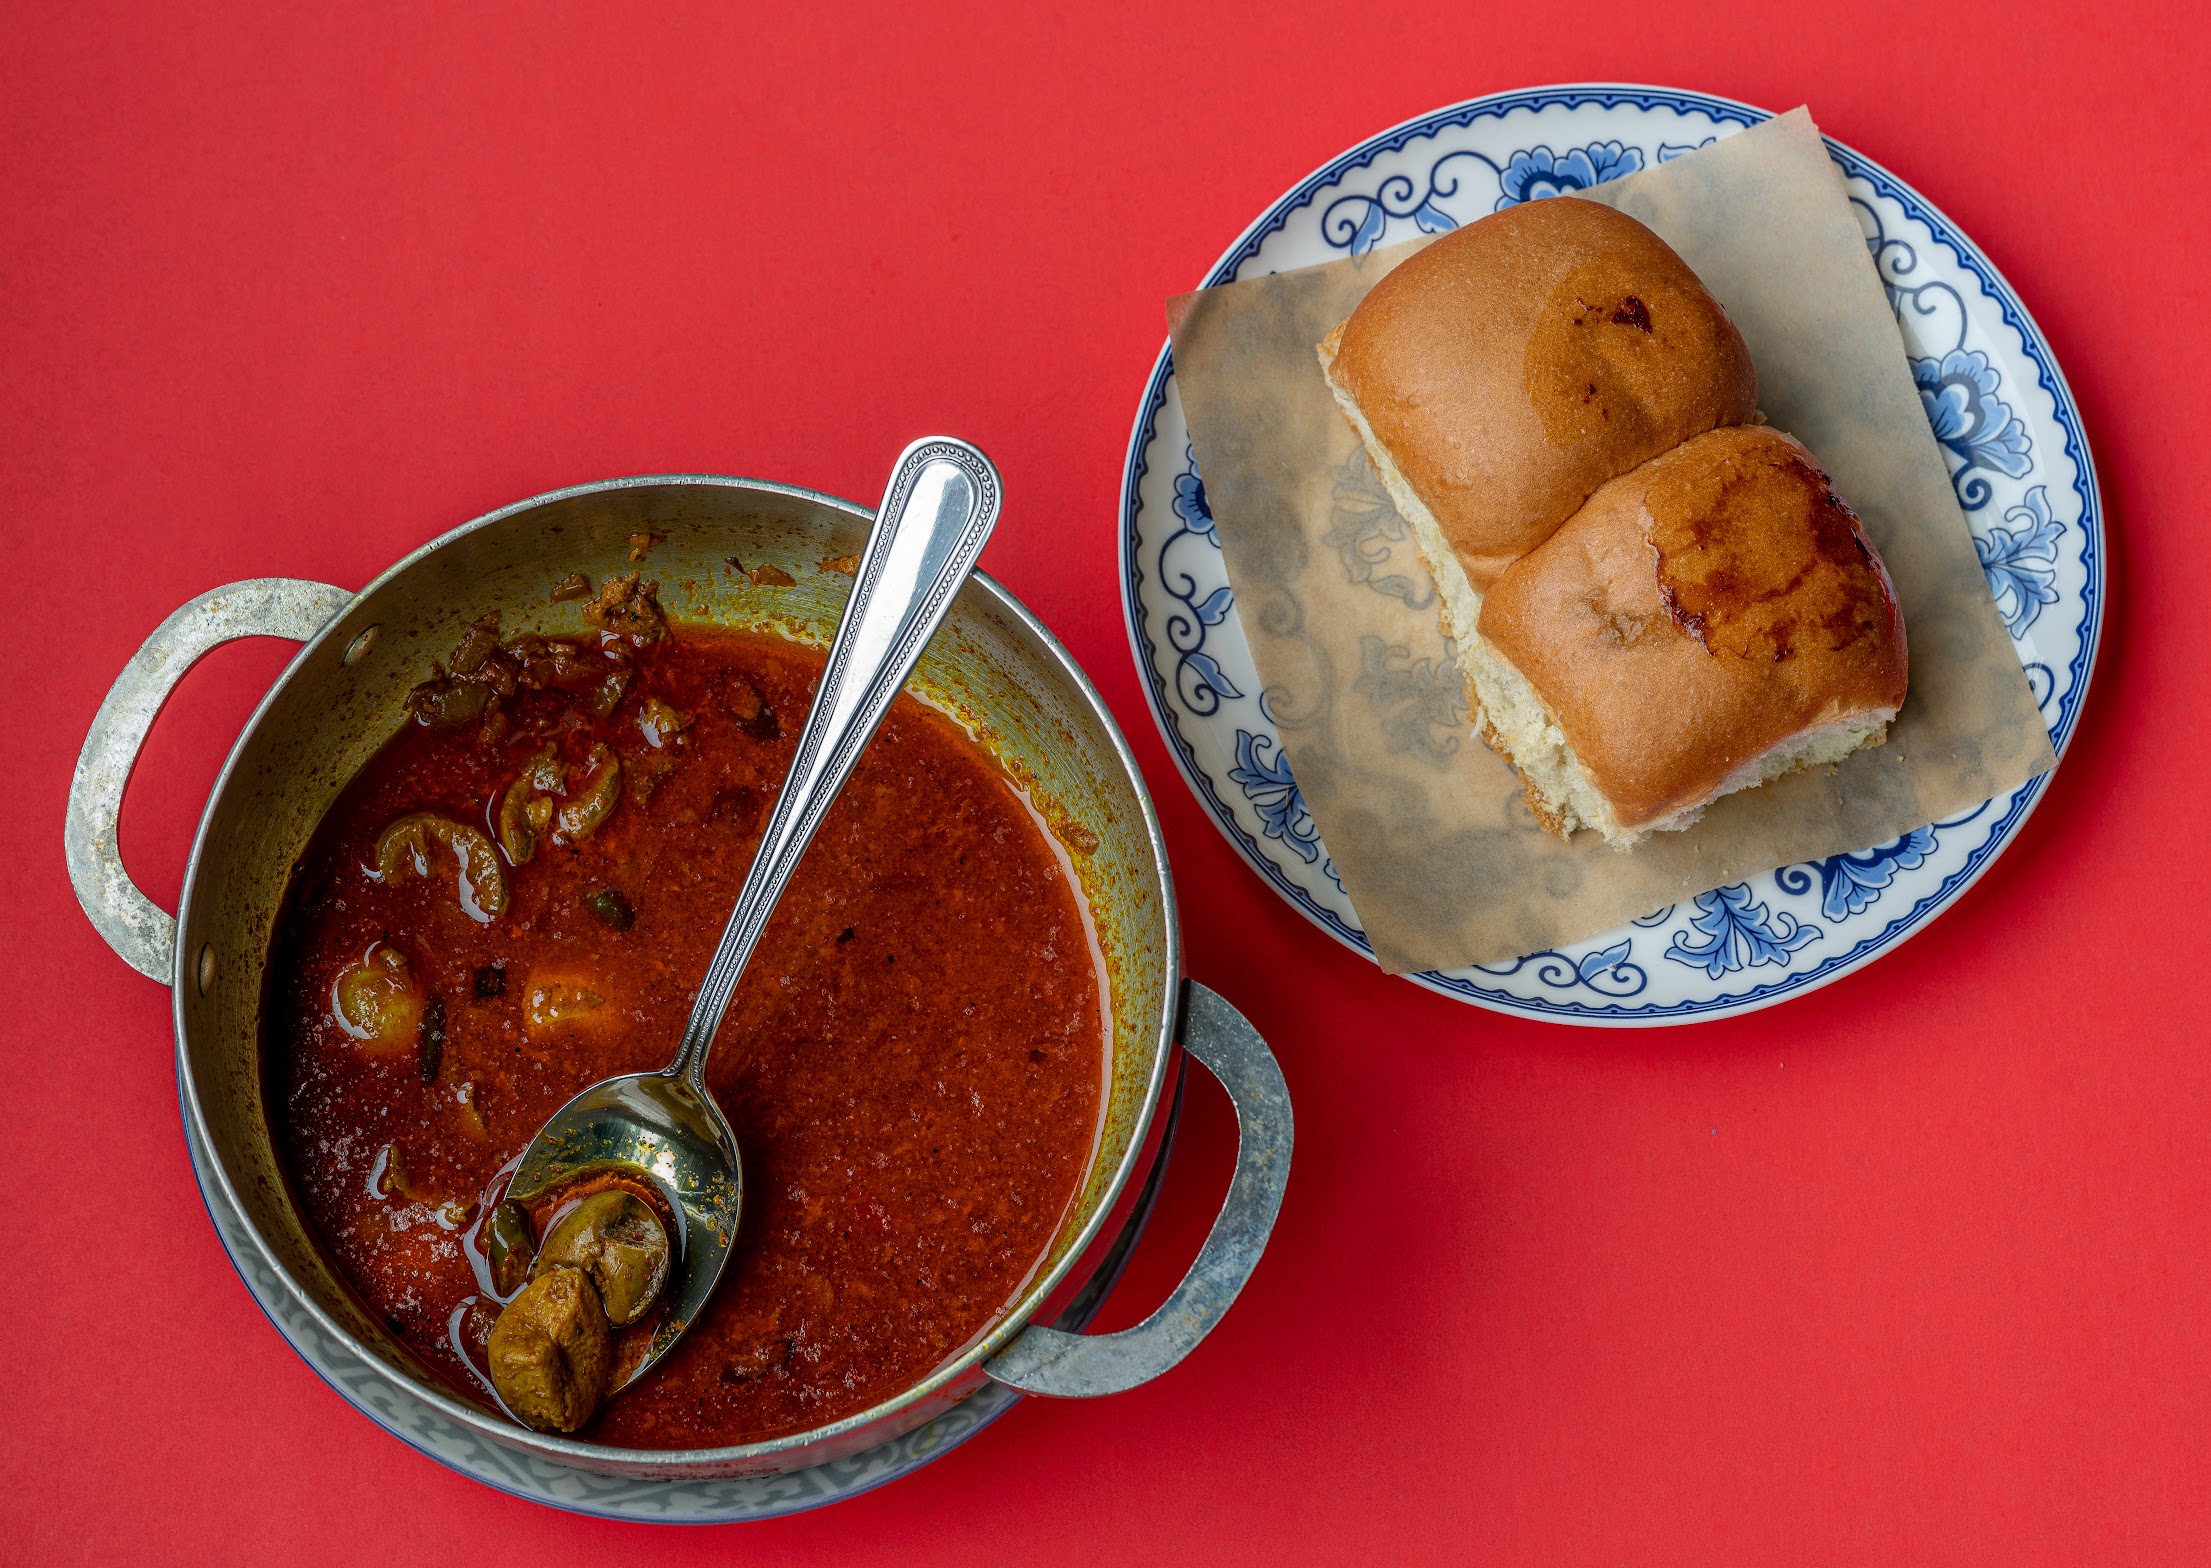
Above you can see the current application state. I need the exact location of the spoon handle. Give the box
[666,437,1003,1091]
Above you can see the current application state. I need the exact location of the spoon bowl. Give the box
[507,1073,741,1389]
[499,436,1003,1401]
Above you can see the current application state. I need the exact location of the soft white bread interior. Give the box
[1461,632,1892,843]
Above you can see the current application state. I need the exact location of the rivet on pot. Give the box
[343,625,381,666]
[196,942,216,996]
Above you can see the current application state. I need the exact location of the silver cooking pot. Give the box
[65,474,1291,1483]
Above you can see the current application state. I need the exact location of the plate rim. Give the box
[1116,81,2104,1026]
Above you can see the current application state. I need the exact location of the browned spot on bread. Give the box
[1475,425,1908,831]
[1645,441,1893,663]
[1524,263,1732,456]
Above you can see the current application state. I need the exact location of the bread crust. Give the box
[1476,426,1909,829]
[1326,197,1758,588]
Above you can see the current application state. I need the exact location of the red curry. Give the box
[266,607,1108,1448]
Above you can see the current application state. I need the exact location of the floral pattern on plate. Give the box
[1119,86,2102,1025]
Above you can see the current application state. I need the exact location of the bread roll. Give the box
[1468,426,1909,845]
[1318,197,1757,596]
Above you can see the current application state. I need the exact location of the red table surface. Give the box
[6,3,2207,1562]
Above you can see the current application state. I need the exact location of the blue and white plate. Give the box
[1121,85,2102,1026]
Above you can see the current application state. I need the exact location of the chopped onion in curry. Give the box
[637,696,690,747]
[554,745,620,842]
[370,812,508,920]
[524,977,610,1036]
[496,747,566,865]
[330,942,423,1049]
[486,1198,537,1298]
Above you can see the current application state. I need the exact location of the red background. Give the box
[6,3,2207,1562]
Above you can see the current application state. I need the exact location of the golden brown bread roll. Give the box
[1470,426,1909,844]
[1318,197,1757,592]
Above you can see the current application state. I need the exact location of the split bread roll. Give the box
[1318,196,1758,592]
[1471,426,1909,845]
[1317,197,1909,847]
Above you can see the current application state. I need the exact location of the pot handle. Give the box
[65,578,355,984]
[986,980,1292,1398]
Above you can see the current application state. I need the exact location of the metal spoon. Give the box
[506,436,1002,1391]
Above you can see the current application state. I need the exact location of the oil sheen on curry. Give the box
[266,576,1109,1448]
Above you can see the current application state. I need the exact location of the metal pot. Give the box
[66,473,1291,1483]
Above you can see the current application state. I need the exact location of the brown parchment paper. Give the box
[1168,108,2055,974]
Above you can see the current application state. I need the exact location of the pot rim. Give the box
[173,470,1183,1472]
